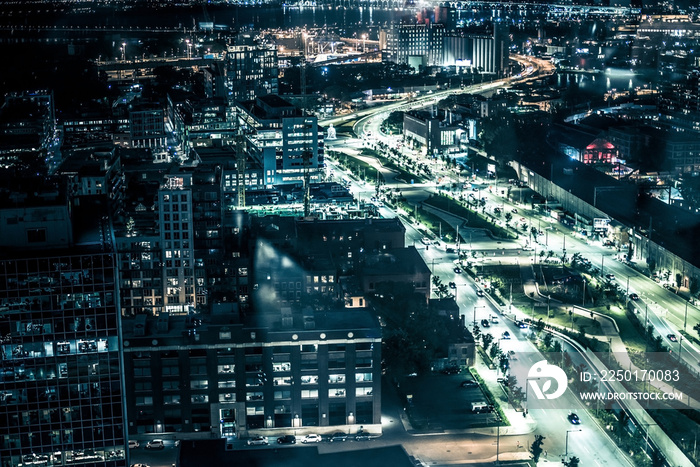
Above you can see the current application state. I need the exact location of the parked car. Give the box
[460,380,478,388]
[355,433,372,441]
[276,435,296,444]
[300,434,323,444]
[128,440,139,449]
[476,289,484,297]
[496,377,509,386]
[247,436,269,446]
[329,432,348,442]
[145,440,165,450]
[441,366,460,375]
[629,293,639,300]
[605,273,615,280]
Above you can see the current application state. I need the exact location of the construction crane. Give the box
[235,128,246,208]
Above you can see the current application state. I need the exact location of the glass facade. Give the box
[0,253,126,467]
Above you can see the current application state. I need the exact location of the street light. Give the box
[121,42,126,61]
[362,33,367,52]
[473,305,486,329]
[494,413,502,465]
[565,429,582,460]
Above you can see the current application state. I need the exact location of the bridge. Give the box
[285,0,640,18]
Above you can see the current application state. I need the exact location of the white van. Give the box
[471,401,490,413]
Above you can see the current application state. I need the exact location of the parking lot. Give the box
[398,371,496,431]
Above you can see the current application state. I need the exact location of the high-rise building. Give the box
[0,252,127,467]
[116,166,199,317]
[224,45,279,104]
[0,185,127,467]
[157,173,197,314]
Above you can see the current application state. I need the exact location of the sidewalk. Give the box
[467,348,538,438]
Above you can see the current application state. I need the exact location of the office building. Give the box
[168,96,238,158]
[0,183,127,467]
[384,22,508,75]
[238,95,323,187]
[122,306,381,438]
[403,110,459,155]
[386,23,446,70]
[224,45,279,104]
[0,91,57,172]
[128,102,167,149]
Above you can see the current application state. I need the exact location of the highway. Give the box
[320,55,553,131]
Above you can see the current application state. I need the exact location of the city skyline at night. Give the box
[1,1,700,467]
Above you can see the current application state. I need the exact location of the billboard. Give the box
[594,218,610,231]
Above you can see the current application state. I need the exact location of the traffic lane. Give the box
[495,332,630,466]
[128,442,178,467]
[638,299,700,367]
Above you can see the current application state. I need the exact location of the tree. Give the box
[499,354,510,374]
[552,341,561,353]
[505,212,512,224]
[534,318,545,333]
[542,332,553,350]
[489,342,501,360]
[563,456,580,467]
[473,324,481,341]
[693,322,700,338]
[529,434,546,462]
[690,277,700,296]
[482,333,494,352]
